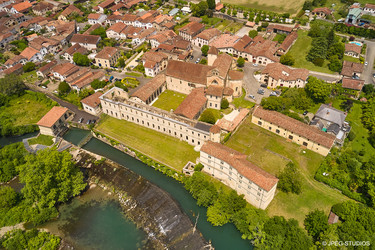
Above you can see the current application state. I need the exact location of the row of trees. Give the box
[0,148,86,227]
[334,23,375,39]
[0,229,60,250]
[184,172,313,248]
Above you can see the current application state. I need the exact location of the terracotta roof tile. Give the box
[107,22,126,33]
[267,24,293,33]
[60,5,83,17]
[131,74,165,102]
[3,63,23,75]
[12,1,32,12]
[209,124,221,133]
[209,34,240,49]
[365,3,375,9]
[262,63,309,82]
[65,43,88,56]
[345,43,361,54]
[166,60,214,85]
[342,78,364,90]
[206,85,223,97]
[217,109,249,132]
[38,60,57,73]
[19,47,39,60]
[95,47,118,60]
[200,141,278,191]
[280,31,298,51]
[178,21,204,36]
[81,91,103,108]
[228,70,244,80]
[37,106,68,127]
[70,34,101,45]
[341,61,364,77]
[253,106,336,148]
[194,28,221,41]
[312,7,332,15]
[174,88,207,119]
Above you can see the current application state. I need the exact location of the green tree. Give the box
[306,37,328,63]
[207,203,231,226]
[221,98,229,109]
[226,8,231,15]
[261,96,292,112]
[90,27,107,39]
[0,143,27,182]
[90,79,107,89]
[328,55,342,72]
[0,74,26,96]
[192,1,208,17]
[199,58,207,65]
[280,54,295,66]
[58,81,71,95]
[73,52,90,66]
[22,62,35,72]
[1,229,60,250]
[206,0,215,9]
[304,209,329,241]
[17,149,86,209]
[305,77,331,103]
[0,186,18,209]
[201,45,209,56]
[237,57,245,67]
[277,162,302,194]
[199,109,216,124]
[248,30,258,38]
[232,9,237,16]
[327,42,345,59]
[118,57,125,68]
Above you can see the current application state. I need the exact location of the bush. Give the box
[201,45,209,56]
[22,62,35,72]
[237,57,245,67]
[199,110,216,124]
[90,79,107,89]
[277,162,302,194]
[280,54,295,66]
[58,81,71,95]
[248,30,258,38]
[221,98,229,109]
[312,57,324,67]
[194,163,204,171]
[73,52,90,66]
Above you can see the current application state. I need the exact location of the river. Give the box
[63,128,251,250]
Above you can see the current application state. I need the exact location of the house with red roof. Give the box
[10,1,32,14]
[37,106,71,136]
[81,92,103,115]
[200,141,278,209]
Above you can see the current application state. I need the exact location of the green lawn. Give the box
[345,103,375,161]
[28,134,54,146]
[0,91,56,127]
[199,108,222,123]
[95,115,199,171]
[215,20,232,32]
[202,15,222,27]
[232,88,255,109]
[20,71,38,84]
[288,30,334,74]
[343,55,360,64]
[152,90,187,112]
[62,91,82,107]
[225,116,350,225]
[223,22,243,34]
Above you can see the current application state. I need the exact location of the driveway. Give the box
[363,40,375,84]
[127,51,144,69]
[308,71,341,82]
[242,62,271,104]
[187,45,203,63]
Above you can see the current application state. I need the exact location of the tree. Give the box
[328,55,342,72]
[199,109,216,124]
[277,162,302,194]
[199,58,207,65]
[248,30,258,38]
[305,77,331,103]
[192,1,208,17]
[206,0,215,9]
[280,54,295,66]
[58,81,71,95]
[261,96,292,112]
[90,27,107,39]
[327,42,345,59]
[90,79,107,89]
[1,229,60,250]
[17,149,87,209]
[73,52,90,66]
[221,98,229,109]
[237,57,245,67]
[118,57,125,68]
[0,74,26,96]
[226,8,231,15]
[23,62,35,72]
[306,37,328,63]
[232,9,237,16]
[304,210,329,241]
[0,143,27,183]
[201,45,209,56]
[0,186,18,209]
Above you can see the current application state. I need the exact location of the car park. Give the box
[248,94,255,99]
[78,117,83,123]
[260,83,267,88]
[86,120,91,125]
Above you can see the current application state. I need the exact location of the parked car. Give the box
[260,83,267,88]
[303,111,308,116]
[195,58,200,64]
[257,88,265,95]
[109,76,114,82]
[86,119,91,125]
[190,55,194,60]
[91,119,96,124]
[270,91,277,96]
[78,117,83,123]
[365,61,368,66]
[248,94,255,99]
[253,63,258,67]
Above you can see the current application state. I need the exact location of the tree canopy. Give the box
[237,57,245,67]
[304,210,328,241]
[277,162,302,194]
[305,77,331,103]
[248,30,258,38]
[0,74,26,96]
[280,54,295,66]
[58,81,71,95]
[201,45,209,56]
[73,52,90,66]
[23,62,35,72]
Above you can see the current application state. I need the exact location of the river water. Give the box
[63,128,251,250]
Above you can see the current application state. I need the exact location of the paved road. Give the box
[363,40,375,84]
[308,70,341,82]
[27,84,98,123]
[242,62,270,104]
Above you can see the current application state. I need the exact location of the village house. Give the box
[199,141,278,209]
[278,31,298,55]
[311,7,332,18]
[20,46,44,63]
[346,8,362,25]
[29,36,61,55]
[58,5,83,22]
[341,78,364,98]
[70,71,105,91]
[50,62,79,81]
[0,0,14,12]
[310,104,351,146]
[32,1,54,16]
[10,1,32,14]
[106,22,127,39]
[94,46,120,68]
[341,61,364,78]
[97,0,115,13]
[105,14,123,25]
[252,106,336,156]
[37,106,71,136]
[147,30,177,48]
[63,43,88,63]
[266,24,294,35]
[88,13,107,25]
[363,3,375,15]
[132,27,156,45]
[142,50,168,77]
[3,63,23,75]
[192,28,221,48]
[0,32,16,48]
[344,43,361,58]
[131,74,166,105]
[81,92,103,116]
[70,34,101,51]
[261,63,309,88]
[36,60,57,78]
[178,21,205,41]
[205,85,234,110]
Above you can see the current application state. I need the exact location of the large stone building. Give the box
[261,63,309,88]
[200,141,278,209]
[178,21,205,41]
[252,106,336,156]
[94,47,120,68]
[37,106,70,136]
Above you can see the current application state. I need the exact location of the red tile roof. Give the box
[107,22,127,33]
[215,3,224,11]
[178,21,204,36]
[3,63,23,75]
[60,5,83,17]
[209,124,221,133]
[267,24,293,33]
[217,109,249,132]
[253,106,336,148]
[38,60,57,73]
[200,141,278,191]
[81,91,103,108]
[19,47,39,60]
[206,85,223,97]
[12,1,32,12]
[95,47,118,60]
[131,74,166,102]
[312,7,332,15]
[166,60,214,85]
[342,78,364,91]
[280,31,298,51]
[262,63,309,82]
[345,43,361,54]
[365,3,375,9]
[64,43,88,56]
[37,106,68,127]
[174,88,207,119]
[70,34,101,45]
[194,28,221,41]
[228,70,244,80]
[341,61,364,77]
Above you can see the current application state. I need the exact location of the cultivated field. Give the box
[225,116,350,225]
[221,0,305,15]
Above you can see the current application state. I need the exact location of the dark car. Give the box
[303,111,308,116]
[78,117,84,123]
[91,119,96,124]
[86,119,91,125]
[257,88,265,95]
[260,83,268,88]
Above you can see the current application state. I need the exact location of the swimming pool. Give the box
[349,41,362,46]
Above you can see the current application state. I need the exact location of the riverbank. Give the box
[73,149,208,249]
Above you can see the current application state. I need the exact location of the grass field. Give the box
[199,108,222,123]
[152,90,187,112]
[28,134,54,146]
[215,20,232,32]
[96,115,199,171]
[0,91,55,127]
[288,30,334,74]
[221,0,304,14]
[223,22,244,34]
[232,89,255,109]
[20,71,38,84]
[343,55,361,64]
[225,117,350,225]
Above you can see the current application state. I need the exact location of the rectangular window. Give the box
[276,129,280,134]
[288,135,293,140]
[258,121,262,125]
[303,142,308,146]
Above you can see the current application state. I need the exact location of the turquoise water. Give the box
[42,187,146,250]
[64,128,252,250]
[349,41,362,46]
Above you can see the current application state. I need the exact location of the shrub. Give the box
[58,81,71,95]
[221,98,229,109]
[194,163,204,171]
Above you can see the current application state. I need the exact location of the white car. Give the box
[365,61,368,66]
[253,63,258,67]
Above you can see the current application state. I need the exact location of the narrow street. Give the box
[363,40,375,84]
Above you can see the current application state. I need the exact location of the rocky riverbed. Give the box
[74,149,208,250]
